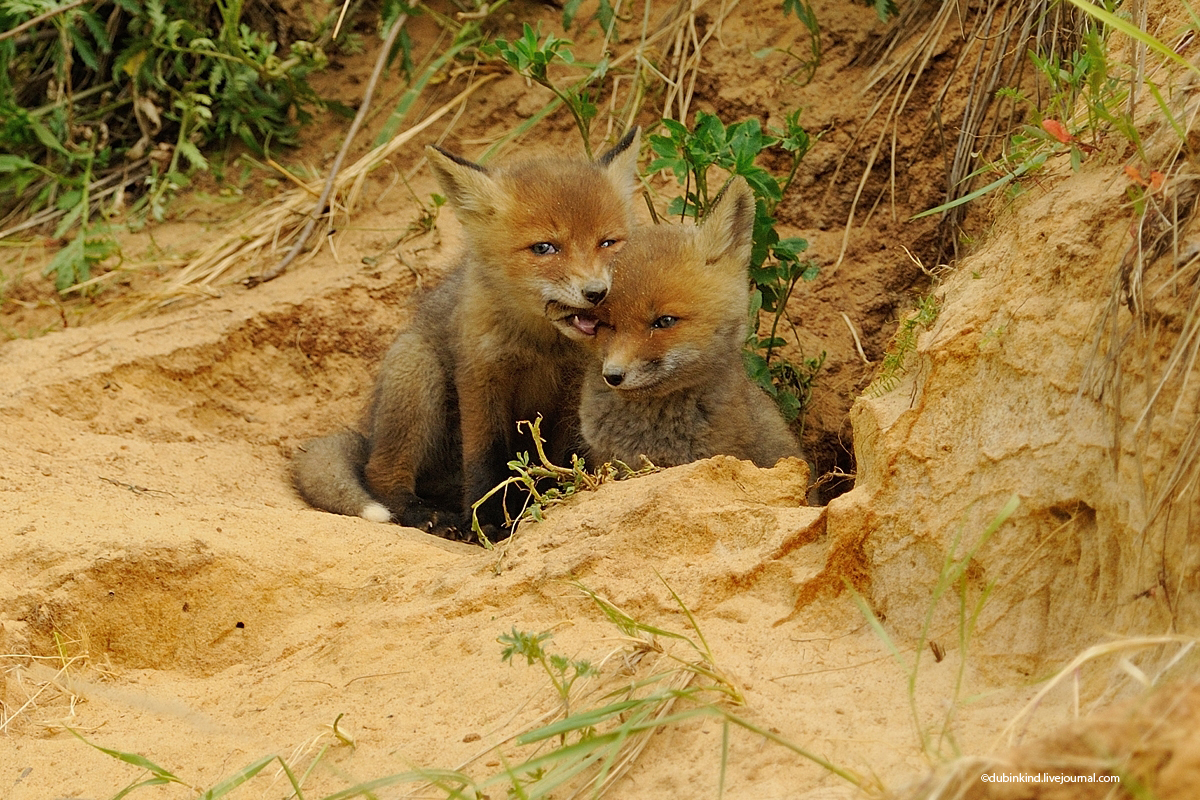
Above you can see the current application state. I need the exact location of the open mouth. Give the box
[566,313,599,336]
[547,301,601,338]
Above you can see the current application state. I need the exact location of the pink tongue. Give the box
[572,315,598,336]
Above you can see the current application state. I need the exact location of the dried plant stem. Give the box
[0,0,88,44]
[257,13,409,284]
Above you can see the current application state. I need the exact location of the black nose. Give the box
[603,370,624,387]
[582,283,608,306]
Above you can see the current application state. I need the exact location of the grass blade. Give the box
[1063,0,1200,78]
[69,729,184,785]
[199,754,276,799]
[911,154,1046,220]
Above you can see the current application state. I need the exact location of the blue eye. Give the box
[652,316,678,330]
[530,242,559,255]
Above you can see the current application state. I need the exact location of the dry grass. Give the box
[887,634,1199,800]
[1,629,107,735]
[134,74,499,311]
[828,0,1087,266]
[1079,59,1200,550]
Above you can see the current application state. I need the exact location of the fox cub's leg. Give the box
[364,332,457,529]
[455,367,526,533]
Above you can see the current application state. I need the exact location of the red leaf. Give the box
[1041,119,1072,144]
[1125,165,1144,184]
[1150,171,1166,191]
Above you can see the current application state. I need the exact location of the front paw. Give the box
[399,503,452,533]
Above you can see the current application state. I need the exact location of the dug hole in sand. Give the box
[4,11,1200,800]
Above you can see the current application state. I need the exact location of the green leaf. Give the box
[743,350,773,389]
[773,236,809,257]
[597,0,615,33]
[774,389,801,421]
[910,152,1046,220]
[199,755,276,799]
[110,777,173,800]
[562,0,583,28]
[28,117,71,157]
[68,26,101,71]
[79,9,112,53]
[867,0,898,21]
[175,140,209,170]
[0,154,41,172]
[68,729,183,782]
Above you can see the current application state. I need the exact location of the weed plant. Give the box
[649,110,824,421]
[866,292,941,398]
[481,22,609,159]
[0,0,329,290]
[469,415,660,545]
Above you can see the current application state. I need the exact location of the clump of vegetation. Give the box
[648,110,825,422]
[499,628,597,722]
[866,292,941,398]
[481,22,608,159]
[916,0,1195,224]
[0,0,329,291]
[469,416,659,545]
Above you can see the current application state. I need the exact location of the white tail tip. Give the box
[360,503,392,523]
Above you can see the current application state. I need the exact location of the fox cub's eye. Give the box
[530,242,559,255]
[651,315,679,330]
[598,239,618,249]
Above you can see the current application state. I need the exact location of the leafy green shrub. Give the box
[0,0,328,290]
[648,110,824,421]
[481,22,606,158]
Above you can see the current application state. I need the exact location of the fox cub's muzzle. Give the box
[602,368,625,387]
[581,281,608,306]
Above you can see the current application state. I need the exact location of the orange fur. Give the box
[293,130,641,533]
[580,177,804,469]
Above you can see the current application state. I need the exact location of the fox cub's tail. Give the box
[292,431,392,523]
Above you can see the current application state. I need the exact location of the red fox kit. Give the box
[579,176,803,469]
[293,129,641,533]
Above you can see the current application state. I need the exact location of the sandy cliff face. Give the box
[830,155,1200,678]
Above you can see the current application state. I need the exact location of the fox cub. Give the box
[579,176,803,469]
[293,130,641,532]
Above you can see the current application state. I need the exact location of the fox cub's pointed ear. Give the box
[596,127,641,201]
[426,145,505,220]
[699,176,755,269]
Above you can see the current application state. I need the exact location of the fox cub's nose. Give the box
[582,282,609,306]
[603,369,625,387]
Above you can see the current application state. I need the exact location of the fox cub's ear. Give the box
[698,176,755,269]
[426,146,505,220]
[596,127,641,201]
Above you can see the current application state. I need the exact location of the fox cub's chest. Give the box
[582,387,713,466]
